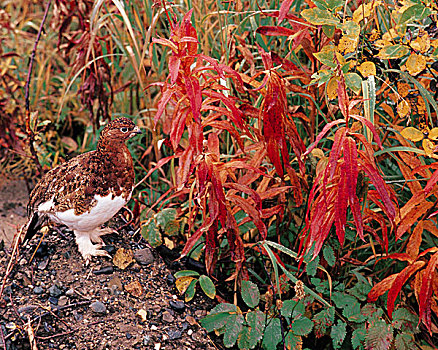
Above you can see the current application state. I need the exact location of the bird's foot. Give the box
[89,227,117,244]
[74,231,111,265]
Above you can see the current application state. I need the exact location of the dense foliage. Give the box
[2,0,438,348]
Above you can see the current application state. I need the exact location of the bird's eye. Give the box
[120,127,129,133]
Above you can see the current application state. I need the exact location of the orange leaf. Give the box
[406,221,423,260]
[368,274,398,302]
[419,251,438,333]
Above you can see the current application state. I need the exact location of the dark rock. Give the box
[102,245,116,254]
[35,241,48,258]
[134,248,154,266]
[166,273,176,285]
[90,301,106,314]
[3,285,12,295]
[49,284,62,297]
[18,305,37,315]
[167,329,182,340]
[126,333,132,339]
[169,300,185,312]
[73,310,83,322]
[93,266,114,275]
[48,296,58,305]
[33,286,44,295]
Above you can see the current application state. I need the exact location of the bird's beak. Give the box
[130,126,142,137]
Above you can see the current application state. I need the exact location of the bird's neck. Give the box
[97,139,131,164]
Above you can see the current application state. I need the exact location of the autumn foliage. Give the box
[2,0,438,347]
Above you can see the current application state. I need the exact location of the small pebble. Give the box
[169,300,185,312]
[167,330,182,340]
[143,335,151,345]
[154,343,161,350]
[58,296,68,307]
[33,286,44,295]
[126,332,132,339]
[49,284,62,297]
[66,288,75,297]
[134,248,154,266]
[48,296,58,305]
[93,266,114,275]
[162,311,174,323]
[38,259,49,270]
[73,310,83,322]
[90,301,106,314]
[187,329,193,336]
[166,274,176,285]
[151,325,158,331]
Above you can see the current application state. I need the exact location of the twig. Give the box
[24,0,52,176]
[0,323,6,350]
[25,316,38,350]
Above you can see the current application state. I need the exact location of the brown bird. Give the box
[23,117,142,263]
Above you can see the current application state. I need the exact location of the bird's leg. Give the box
[74,230,111,264]
[88,226,117,244]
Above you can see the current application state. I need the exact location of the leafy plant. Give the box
[174,270,216,302]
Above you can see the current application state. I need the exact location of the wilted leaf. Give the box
[401,127,423,142]
[405,53,426,76]
[327,76,339,99]
[113,248,134,270]
[342,21,360,38]
[411,32,430,53]
[357,61,376,77]
[175,276,196,295]
[419,251,438,333]
[338,36,358,54]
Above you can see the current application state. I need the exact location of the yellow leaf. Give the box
[338,36,358,54]
[397,82,410,98]
[417,98,426,114]
[374,39,392,48]
[175,276,195,294]
[423,138,435,156]
[405,53,426,76]
[401,127,423,142]
[382,28,399,42]
[380,102,395,119]
[353,3,373,23]
[327,77,339,100]
[431,39,438,49]
[357,61,376,77]
[113,248,134,270]
[410,32,430,53]
[429,128,438,141]
[397,100,411,118]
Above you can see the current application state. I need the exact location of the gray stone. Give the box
[134,248,154,266]
[49,284,62,297]
[33,286,44,295]
[90,301,106,314]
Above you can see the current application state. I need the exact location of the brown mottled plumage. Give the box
[24,117,142,262]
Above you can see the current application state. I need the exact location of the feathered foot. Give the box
[74,230,112,265]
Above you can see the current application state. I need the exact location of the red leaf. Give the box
[155,87,176,125]
[170,108,189,150]
[387,261,425,319]
[205,219,218,275]
[335,176,347,246]
[419,251,438,333]
[256,26,295,37]
[303,119,346,157]
[368,274,398,302]
[350,115,383,149]
[184,76,202,123]
[168,55,181,84]
[228,194,267,239]
[329,127,347,179]
[279,0,294,23]
[224,182,262,210]
[424,169,438,194]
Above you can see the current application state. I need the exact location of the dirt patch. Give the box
[0,214,218,349]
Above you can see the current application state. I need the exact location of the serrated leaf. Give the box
[331,320,347,349]
[378,44,409,59]
[366,319,393,350]
[323,246,336,267]
[394,333,416,350]
[285,332,302,349]
[245,310,265,348]
[224,313,244,348]
[332,291,357,309]
[241,280,260,308]
[313,307,335,338]
[262,318,282,349]
[200,303,237,332]
[348,280,371,301]
[351,326,366,349]
[281,299,306,319]
[343,300,366,323]
[301,8,340,26]
[291,316,313,336]
[306,255,319,277]
[392,308,419,333]
[199,275,216,299]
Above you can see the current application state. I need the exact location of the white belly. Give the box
[39,193,130,232]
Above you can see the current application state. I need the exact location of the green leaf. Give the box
[345,72,362,94]
[322,25,335,38]
[351,326,366,350]
[399,4,432,24]
[313,307,335,337]
[241,280,260,308]
[343,300,366,323]
[394,333,416,350]
[301,8,340,26]
[331,320,347,349]
[366,319,393,350]
[262,318,282,350]
[185,278,197,302]
[332,291,357,309]
[164,220,180,236]
[237,326,251,350]
[199,275,216,299]
[223,313,244,348]
[285,332,302,349]
[245,310,265,348]
[313,46,336,68]
[281,299,306,319]
[392,308,419,333]
[200,303,237,332]
[306,255,319,277]
[141,219,162,247]
[155,208,177,227]
[291,316,313,336]
[312,0,343,11]
[347,280,371,301]
[378,44,409,59]
[174,270,200,278]
[323,246,336,267]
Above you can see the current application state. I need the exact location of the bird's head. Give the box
[99,117,142,143]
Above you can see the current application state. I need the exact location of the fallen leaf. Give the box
[405,53,426,76]
[113,248,134,270]
[397,82,410,98]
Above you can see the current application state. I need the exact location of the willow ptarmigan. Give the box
[23,117,142,263]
